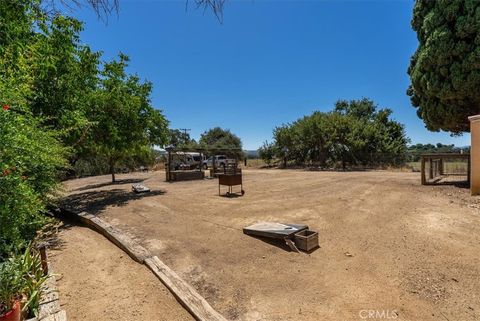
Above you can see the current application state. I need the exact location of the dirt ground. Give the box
[49,225,194,321]
[62,169,480,321]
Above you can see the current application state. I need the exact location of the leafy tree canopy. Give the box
[407,0,480,133]
[90,54,169,182]
[199,127,243,158]
[270,99,409,168]
[168,129,196,148]
[199,127,242,149]
[0,0,170,258]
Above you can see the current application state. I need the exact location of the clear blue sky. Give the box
[71,0,471,150]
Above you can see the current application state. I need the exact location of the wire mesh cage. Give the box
[421,154,470,185]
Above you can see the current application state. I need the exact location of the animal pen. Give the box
[165,146,243,182]
[420,153,470,185]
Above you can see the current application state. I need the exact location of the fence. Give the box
[420,153,470,185]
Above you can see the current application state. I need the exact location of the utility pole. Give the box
[178,128,191,136]
[177,128,191,146]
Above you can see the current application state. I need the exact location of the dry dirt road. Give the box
[62,169,480,321]
[49,225,194,321]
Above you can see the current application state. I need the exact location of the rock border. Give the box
[60,207,228,321]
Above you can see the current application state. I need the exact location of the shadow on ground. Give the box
[73,178,146,192]
[435,181,470,189]
[248,235,319,254]
[61,189,166,215]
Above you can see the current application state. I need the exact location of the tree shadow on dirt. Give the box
[61,189,166,216]
[73,178,146,191]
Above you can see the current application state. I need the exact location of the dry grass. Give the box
[408,161,469,174]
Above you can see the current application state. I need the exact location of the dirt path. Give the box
[49,225,194,321]
[62,169,480,321]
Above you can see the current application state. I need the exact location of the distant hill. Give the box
[244,150,259,158]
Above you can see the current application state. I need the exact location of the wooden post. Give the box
[468,155,471,184]
[428,157,433,179]
[166,149,171,182]
[421,156,426,185]
[38,244,48,275]
[212,155,216,177]
[469,115,480,195]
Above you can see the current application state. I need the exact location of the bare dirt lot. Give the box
[62,169,480,321]
[49,225,194,321]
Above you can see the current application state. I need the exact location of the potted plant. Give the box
[0,246,49,321]
[0,259,24,321]
[18,246,49,319]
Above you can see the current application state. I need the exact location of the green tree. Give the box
[407,0,480,133]
[271,99,409,168]
[29,15,100,165]
[257,141,276,166]
[0,0,170,260]
[168,129,195,148]
[91,54,168,182]
[1,0,101,168]
[199,127,241,147]
[199,127,243,158]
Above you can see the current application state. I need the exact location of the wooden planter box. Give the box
[294,230,319,251]
[170,170,205,181]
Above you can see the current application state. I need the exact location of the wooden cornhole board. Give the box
[243,222,314,252]
[243,222,308,239]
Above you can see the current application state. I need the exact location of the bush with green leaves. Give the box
[257,141,277,166]
[0,107,68,260]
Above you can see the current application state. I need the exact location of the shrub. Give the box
[0,107,68,260]
[258,141,276,166]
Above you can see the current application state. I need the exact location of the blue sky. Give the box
[71,0,471,150]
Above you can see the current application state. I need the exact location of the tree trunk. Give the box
[110,161,116,183]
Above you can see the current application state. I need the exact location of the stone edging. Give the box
[60,208,228,321]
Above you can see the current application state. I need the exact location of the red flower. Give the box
[2,169,10,177]
[2,105,9,110]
